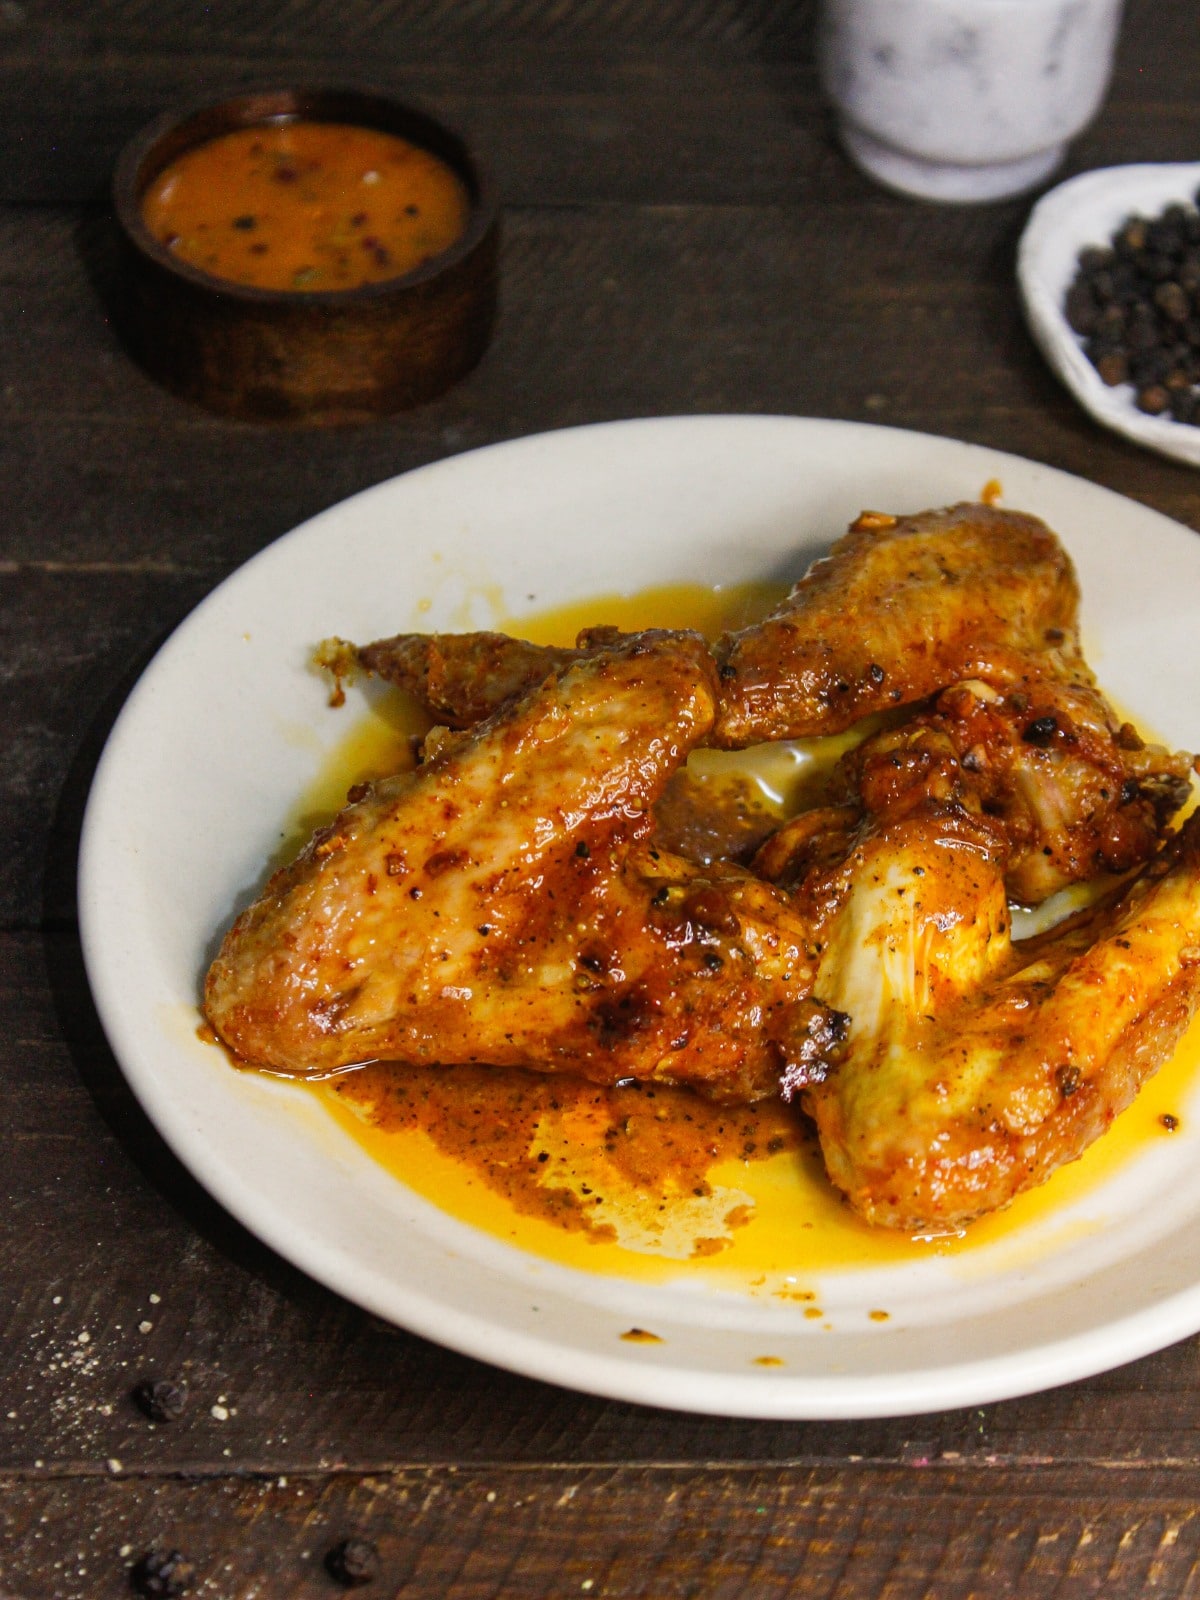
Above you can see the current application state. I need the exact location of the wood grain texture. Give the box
[0,0,1195,206]
[7,1465,1200,1598]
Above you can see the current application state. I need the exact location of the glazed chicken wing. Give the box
[341,501,1191,902]
[345,629,603,728]
[214,496,1198,1234]
[205,631,837,1100]
[344,505,1080,749]
[899,671,1193,904]
[758,677,1195,906]
[711,502,1082,746]
[763,783,1200,1233]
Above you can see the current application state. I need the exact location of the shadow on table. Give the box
[39,627,341,1322]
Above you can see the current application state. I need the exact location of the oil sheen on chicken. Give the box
[205,631,839,1101]
[754,716,1200,1232]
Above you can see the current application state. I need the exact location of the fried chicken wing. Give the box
[783,800,1200,1233]
[712,502,1082,746]
[205,631,836,1100]
[904,672,1193,903]
[759,675,1194,906]
[344,505,1080,749]
[349,630,595,728]
[345,502,1188,894]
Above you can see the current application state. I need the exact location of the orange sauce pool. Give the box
[141,121,470,292]
[289,582,1200,1291]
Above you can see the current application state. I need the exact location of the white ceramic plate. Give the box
[1018,162,1200,467]
[79,416,1200,1419]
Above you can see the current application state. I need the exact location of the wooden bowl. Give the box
[112,87,499,422]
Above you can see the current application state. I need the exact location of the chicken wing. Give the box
[779,795,1200,1233]
[758,674,1194,906]
[346,629,609,728]
[339,501,1191,901]
[711,502,1082,746]
[894,671,1193,904]
[205,630,838,1100]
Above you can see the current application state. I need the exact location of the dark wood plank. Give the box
[4,202,1199,569]
[7,1463,1200,1599]
[0,31,830,209]
[0,569,213,929]
[0,0,1195,207]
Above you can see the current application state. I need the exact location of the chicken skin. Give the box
[205,631,838,1100]
[346,503,1192,906]
[349,629,600,729]
[711,502,1082,747]
[757,676,1195,906]
[886,672,1193,904]
[798,804,1200,1232]
[343,505,1081,750]
[753,718,1200,1232]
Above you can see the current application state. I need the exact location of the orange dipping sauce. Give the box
[140,120,471,292]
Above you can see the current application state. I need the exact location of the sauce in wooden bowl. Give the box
[140,120,470,292]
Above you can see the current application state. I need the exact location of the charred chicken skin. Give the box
[205,631,838,1101]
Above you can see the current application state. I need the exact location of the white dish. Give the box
[79,415,1200,1419]
[1018,162,1200,467]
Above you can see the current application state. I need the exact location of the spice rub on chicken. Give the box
[208,499,1200,1233]
[712,501,1083,746]
[205,630,838,1101]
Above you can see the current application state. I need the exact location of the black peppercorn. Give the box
[1065,192,1200,427]
[1078,244,1112,274]
[1064,279,1099,334]
[1128,346,1170,387]
[133,1379,188,1423]
[1137,384,1171,415]
[1022,715,1058,747]
[130,1549,192,1598]
[1155,281,1190,323]
[325,1537,380,1587]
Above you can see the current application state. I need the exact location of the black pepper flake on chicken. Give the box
[1065,187,1200,424]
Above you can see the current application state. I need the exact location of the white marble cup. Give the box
[818,0,1126,203]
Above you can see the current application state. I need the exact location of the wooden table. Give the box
[5,2,1200,1594]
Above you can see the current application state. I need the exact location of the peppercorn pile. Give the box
[1064,188,1200,425]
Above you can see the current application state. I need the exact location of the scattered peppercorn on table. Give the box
[5,2,1200,1597]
